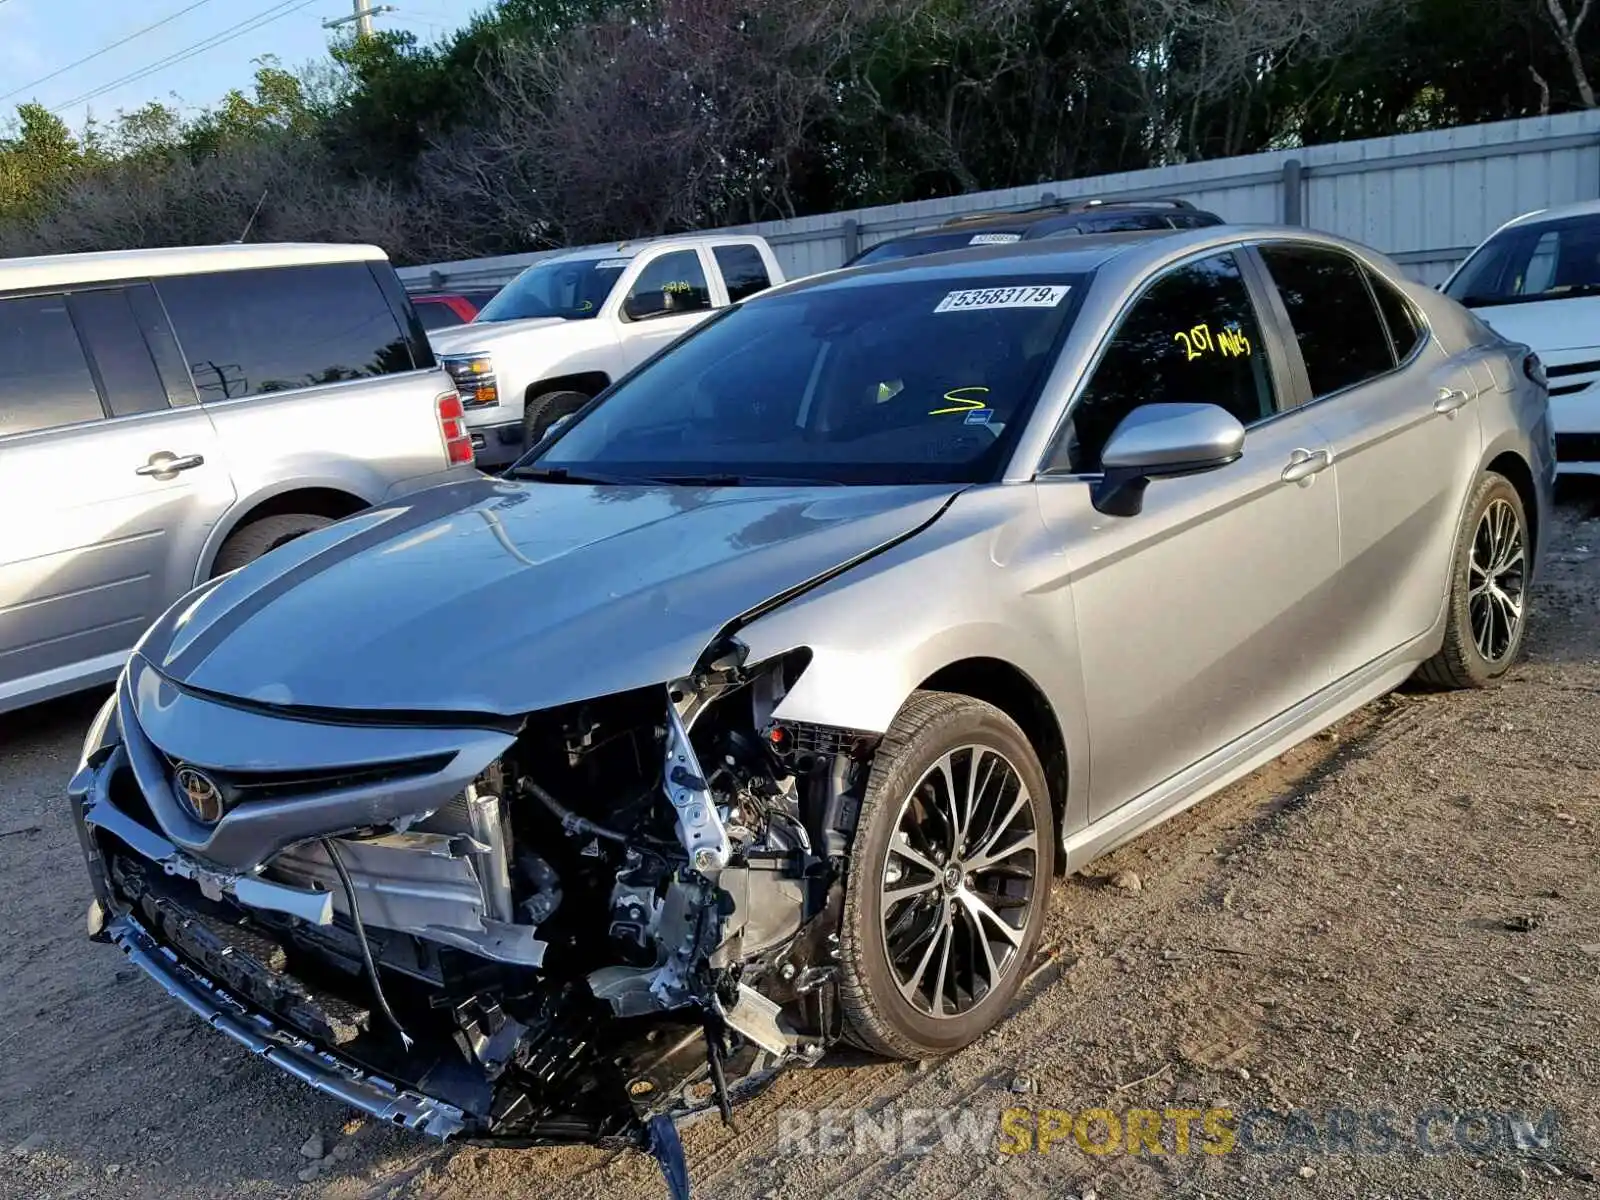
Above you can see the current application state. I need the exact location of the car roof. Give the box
[546,232,766,268]
[0,242,387,293]
[770,224,1394,301]
[780,229,1182,296]
[1500,198,1600,231]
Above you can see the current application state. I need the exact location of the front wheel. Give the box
[839,691,1054,1059]
[522,389,589,452]
[1417,471,1530,688]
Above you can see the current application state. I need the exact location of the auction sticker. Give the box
[968,232,1022,245]
[935,285,1069,313]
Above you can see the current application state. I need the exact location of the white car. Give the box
[1443,199,1600,474]
[429,235,785,468]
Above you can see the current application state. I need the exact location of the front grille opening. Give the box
[1556,433,1600,462]
[164,753,456,806]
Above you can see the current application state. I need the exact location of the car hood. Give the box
[1464,298,1600,355]
[136,476,959,717]
[428,317,571,354]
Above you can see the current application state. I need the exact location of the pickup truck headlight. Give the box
[441,354,499,409]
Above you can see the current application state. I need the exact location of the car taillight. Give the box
[437,391,475,465]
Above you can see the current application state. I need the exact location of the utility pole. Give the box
[322,0,394,38]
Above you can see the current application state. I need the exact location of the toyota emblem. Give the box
[174,765,225,824]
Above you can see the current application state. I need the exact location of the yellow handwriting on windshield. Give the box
[1174,323,1251,362]
[929,385,991,415]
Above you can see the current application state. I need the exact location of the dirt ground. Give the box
[3,486,1598,1200]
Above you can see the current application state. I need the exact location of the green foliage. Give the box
[1,0,1597,262]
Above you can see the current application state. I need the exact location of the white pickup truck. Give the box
[428,234,786,467]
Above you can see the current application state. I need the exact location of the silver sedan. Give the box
[70,227,1554,1169]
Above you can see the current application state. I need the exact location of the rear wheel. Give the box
[522,389,589,451]
[1417,471,1530,688]
[839,691,1053,1059]
[211,513,333,576]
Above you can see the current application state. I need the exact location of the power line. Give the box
[0,0,220,106]
[51,0,321,114]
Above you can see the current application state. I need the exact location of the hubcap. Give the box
[1468,497,1526,664]
[879,745,1038,1018]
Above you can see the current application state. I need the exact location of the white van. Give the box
[0,242,479,713]
[1443,199,1600,474]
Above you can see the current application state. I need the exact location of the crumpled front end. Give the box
[72,643,869,1149]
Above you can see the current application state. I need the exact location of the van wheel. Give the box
[522,389,589,451]
[211,514,333,576]
[839,690,1053,1060]
[1416,471,1530,688]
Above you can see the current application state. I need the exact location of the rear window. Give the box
[1446,214,1600,307]
[529,273,1086,485]
[159,262,414,401]
[850,230,1024,266]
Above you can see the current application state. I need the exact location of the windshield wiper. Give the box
[646,473,844,487]
[503,465,651,484]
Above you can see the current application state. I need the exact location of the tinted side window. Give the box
[0,294,104,438]
[1258,245,1394,398]
[1367,269,1425,361]
[69,287,168,418]
[712,244,773,303]
[625,251,711,319]
[1051,252,1275,473]
[158,263,411,402]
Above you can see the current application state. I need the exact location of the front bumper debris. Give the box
[107,910,467,1139]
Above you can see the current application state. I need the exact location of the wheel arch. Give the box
[195,485,373,583]
[524,371,612,406]
[916,657,1070,874]
[1485,448,1540,561]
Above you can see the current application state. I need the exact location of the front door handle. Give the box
[135,452,205,479]
[1281,448,1333,484]
[1434,386,1473,415]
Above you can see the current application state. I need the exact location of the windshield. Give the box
[1446,214,1600,307]
[849,229,1026,266]
[517,272,1087,485]
[474,256,629,322]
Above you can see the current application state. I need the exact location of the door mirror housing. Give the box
[1092,402,1246,517]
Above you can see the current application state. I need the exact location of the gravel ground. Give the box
[3,485,1597,1200]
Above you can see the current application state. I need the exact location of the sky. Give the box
[0,0,486,134]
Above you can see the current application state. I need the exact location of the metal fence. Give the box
[399,109,1600,293]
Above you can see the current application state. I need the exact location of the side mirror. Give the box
[1092,402,1245,517]
[623,292,666,321]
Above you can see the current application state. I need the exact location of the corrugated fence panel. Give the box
[404,109,1600,291]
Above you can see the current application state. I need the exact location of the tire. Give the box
[522,389,589,451]
[1416,471,1530,689]
[210,514,333,576]
[839,690,1054,1059]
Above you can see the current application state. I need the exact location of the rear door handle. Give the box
[1434,386,1473,415]
[135,452,205,479]
[1281,448,1333,484]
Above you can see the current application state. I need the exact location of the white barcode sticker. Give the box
[969,232,1022,245]
[934,285,1069,314]
[594,258,632,269]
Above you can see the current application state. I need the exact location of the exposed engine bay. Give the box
[80,641,880,1172]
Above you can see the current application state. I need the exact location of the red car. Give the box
[411,288,502,332]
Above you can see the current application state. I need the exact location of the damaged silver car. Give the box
[72,228,1552,1190]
